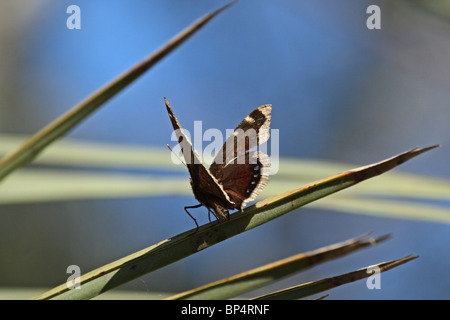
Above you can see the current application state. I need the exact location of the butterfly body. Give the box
[165,98,271,225]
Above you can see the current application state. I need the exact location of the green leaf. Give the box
[0,134,173,170]
[310,194,450,224]
[165,234,390,300]
[0,2,234,183]
[252,255,418,300]
[32,146,435,300]
[1,135,447,223]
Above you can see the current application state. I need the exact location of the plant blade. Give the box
[0,2,234,182]
[32,146,434,300]
[165,234,390,300]
[242,146,439,227]
[252,255,418,300]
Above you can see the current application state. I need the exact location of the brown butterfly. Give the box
[165,98,271,230]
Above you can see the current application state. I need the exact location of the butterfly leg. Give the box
[207,208,219,223]
[207,209,212,223]
[184,204,202,232]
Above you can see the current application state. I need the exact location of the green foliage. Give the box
[0,3,445,300]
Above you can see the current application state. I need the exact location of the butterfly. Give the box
[165,98,271,230]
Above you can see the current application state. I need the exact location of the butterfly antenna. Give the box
[167,144,187,167]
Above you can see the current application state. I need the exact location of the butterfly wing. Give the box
[209,104,272,210]
[209,104,271,177]
[218,151,271,210]
[164,98,235,212]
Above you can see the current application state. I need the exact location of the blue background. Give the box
[0,0,449,299]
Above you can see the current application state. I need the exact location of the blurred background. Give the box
[0,0,449,299]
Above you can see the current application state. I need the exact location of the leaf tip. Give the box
[410,144,439,155]
[207,0,238,20]
[371,233,392,244]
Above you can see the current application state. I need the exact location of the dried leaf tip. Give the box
[204,1,238,20]
[411,144,439,154]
